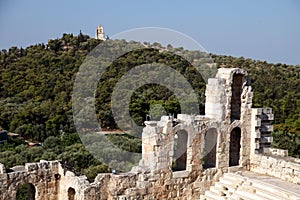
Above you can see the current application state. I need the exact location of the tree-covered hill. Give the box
[0,33,299,158]
[0,33,99,141]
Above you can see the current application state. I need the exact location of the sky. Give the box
[0,0,300,65]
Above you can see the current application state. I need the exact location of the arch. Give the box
[172,129,188,171]
[229,127,241,166]
[68,187,76,200]
[203,128,217,169]
[231,74,243,120]
[16,183,36,200]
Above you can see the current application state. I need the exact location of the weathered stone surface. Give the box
[0,160,60,200]
[250,154,300,185]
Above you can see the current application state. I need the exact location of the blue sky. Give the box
[0,0,299,65]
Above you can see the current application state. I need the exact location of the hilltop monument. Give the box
[95,25,106,40]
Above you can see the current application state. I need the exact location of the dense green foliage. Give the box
[0,33,98,141]
[16,183,29,200]
[95,47,207,132]
[0,32,299,182]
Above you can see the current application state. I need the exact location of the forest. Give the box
[0,33,299,181]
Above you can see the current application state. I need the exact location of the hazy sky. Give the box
[0,0,299,65]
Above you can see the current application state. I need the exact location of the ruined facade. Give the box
[1,68,299,200]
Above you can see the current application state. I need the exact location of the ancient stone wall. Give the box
[250,154,300,185]
[50,161,227,200]
[0,160,60,200]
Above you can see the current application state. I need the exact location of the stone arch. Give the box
[203,128,218,169]
[172,129,188,171]
[229,127,241,166]
[230,73,243,120]
[16,182,36,200]
[68,187,76,200]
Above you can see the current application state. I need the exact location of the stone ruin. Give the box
[0,68,299,200]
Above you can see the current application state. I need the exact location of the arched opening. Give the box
[68,187,76,200]
[172,130,188,171]
[229,127,241,166]
[16,183,36,200]
[231,74,243,120]
[203,128,217,169]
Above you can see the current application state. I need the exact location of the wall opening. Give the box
[229,127,241,166]
[16,183,36,200]
[172,130,188,171]
[68,187,76,200]
[231,74,243,120]
[203,128,217,169]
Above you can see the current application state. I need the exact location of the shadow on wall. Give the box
[203,128,218,169]
[172,130,188,171]
[68,187,76,200]
[229,127,241,166]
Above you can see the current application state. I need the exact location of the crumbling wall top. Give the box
[0,160,60,175]
[216,68,247,82]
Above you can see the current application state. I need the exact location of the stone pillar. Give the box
[239,83,253,168]
[141,116,173,171]
[205,78,226,121]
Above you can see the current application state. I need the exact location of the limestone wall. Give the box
[55,162,228,200]
[2,155,299,200]
[0,160,60,200]
[250,154,300,185]
[118,168,224,200]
